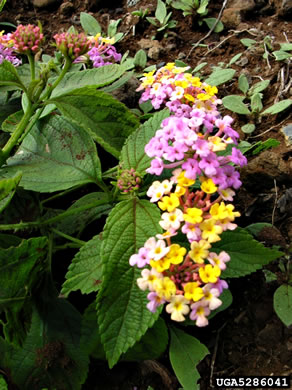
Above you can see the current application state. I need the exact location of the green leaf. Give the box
[120,109,170,174]
[97,198,162,368]
[248,80,270,96]
[238,74,249,94]
[273,50,292,61]
[0,94,21,128]
[279,43,292,51]
[122,317,168,361]
[2,115,102,192]
[208,289,233,320]
[0,60,24,89]
[205,68,236,86]
[48,88,139,158]
[273,285,292,327]
[241,123,255,134]
[0,0,7,12]
[245,222,272,237]
[101,71,134,93]
[0,233,22,249]
[7,301,88,390]
[251,138,280,155]
[228,53,242,66]
[80,12,102,35]
[240,38,257,47]
[1,110,23,133]
[250,92,263,113]
[0,237,47,311]
[169,327,209,390]
[0,375,8,390]
[156,0,167,23]
[51,65,126,98]
[61,235,103,296]
[0,171,22,213]
[203,18,224,33]
[222,95,251,115]
[213,228,283,278]
[55,192,111,236]
[133,49,147,68]
[192,62,207,74]
[261,99,292,115]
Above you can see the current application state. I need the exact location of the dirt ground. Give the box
[1,0,292,389]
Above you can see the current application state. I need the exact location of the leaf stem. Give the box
[0,198,110,231]
[51,228,86,246]
[27,52,35,80]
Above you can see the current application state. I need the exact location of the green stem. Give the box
[0,101,36,166]
[41,184,85,206]
[27,53,35,80]
[51,228,86,246]
[40,58,72,101]
[0,198,110,231]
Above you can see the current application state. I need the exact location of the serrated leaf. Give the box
[55,192,111,236]
[62,235,103,296]
[241,123,255,134]
[51,65,126,98]
[205,68,236,86]
[8,301,88,390]
[169,327,209,390]
[80,12,102,35]
[48,88,139,158]
[120,109,170,174]
[222,95,251,115]
[238,74,249,94]
[248,80,270,96]
[240,38,257,47]
[97,198,162,368]
[0,171,22,213]
[261,99,292,115]
[0,60,24,89]
[122,317,168,361]
[273,285,292,327]
[0,237,47,311]
[2,115,102,192]
[213,228,283,278]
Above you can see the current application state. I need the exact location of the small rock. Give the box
[138,38,159,50]
[59,1,74,16]
[31,0,58,7]
[281,123,292,146]
[148,46,161,60]
[226,0,255,11]
[221,8,242,28]
[177,52,186,59]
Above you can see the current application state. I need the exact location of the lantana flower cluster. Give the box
[87,34,122,68]
[129,63,247,326]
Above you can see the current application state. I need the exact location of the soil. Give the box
[1,0,292,389]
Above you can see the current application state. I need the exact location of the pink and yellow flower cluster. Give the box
[130,63,247,326]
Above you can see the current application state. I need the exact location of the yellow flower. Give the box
[177,171,195,187]
[166,295,190,322]
[184,282,204,301]
[158,193,180,212]
[174,184,186,197]
[184,93,195,102]
[189,240,211,264]
[183,207,203,224]
[165,244,186,265]
[200,178,217,194]
[197,93,211,101]
[199,264,221,283]
[205,85,218,96]
[210,202,229,221]
[155,277,176,300]
[200,219,223,243]
[150,257,171,272]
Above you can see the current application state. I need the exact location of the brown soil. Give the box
[1,1,292,389]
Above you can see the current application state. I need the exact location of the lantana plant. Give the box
[0,20,283,390]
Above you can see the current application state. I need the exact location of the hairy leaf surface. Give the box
[97,198,162,367]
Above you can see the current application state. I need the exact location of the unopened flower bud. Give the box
[117,168,142,194]
[53,32,91,60]
[10,24,44,54]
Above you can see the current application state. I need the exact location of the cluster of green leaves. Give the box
[241,36,292,62]
[0,22,286,390]
[146,0,177,38]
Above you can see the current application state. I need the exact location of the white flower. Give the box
[166,295,190,322]
[159,208,184,231]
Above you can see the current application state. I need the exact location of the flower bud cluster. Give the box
[117,168,142,194]
[54,32,91,60]
[87,34,121,68]
[8,24,44,54]
[129,63,247,326]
